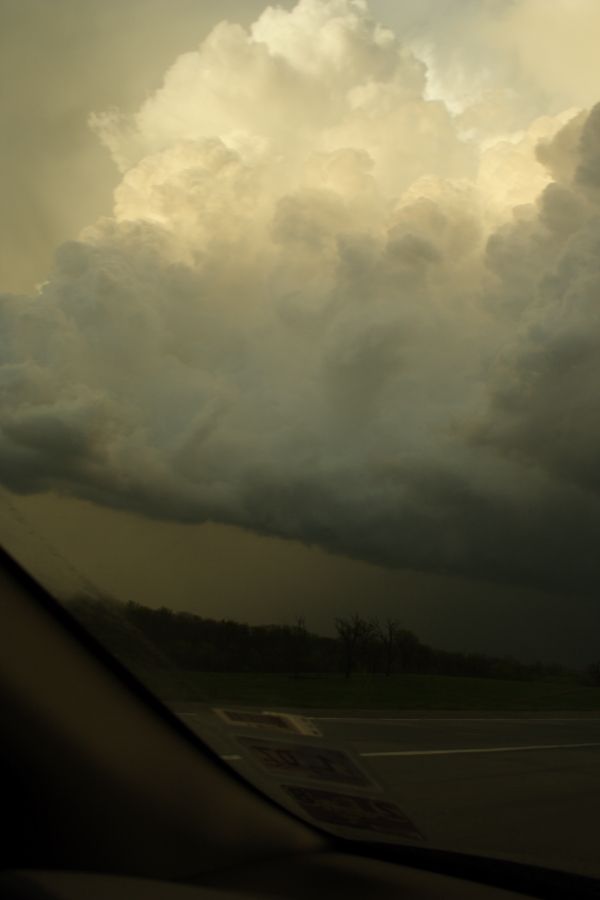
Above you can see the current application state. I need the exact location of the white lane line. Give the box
[311,716,600,724]
[174,711,600,725]
[221,744,600,762]
[360,741,600,758]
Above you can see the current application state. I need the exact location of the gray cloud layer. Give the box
[2,0,600,593]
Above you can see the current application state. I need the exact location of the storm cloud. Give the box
[2,0,600,593]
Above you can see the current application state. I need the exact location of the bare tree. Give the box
[584,661,600,687]
[379,619,402,676]
[291,615,309,677]
[335,614,378,677]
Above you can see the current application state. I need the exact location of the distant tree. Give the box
[377,619,405,676]
[584,661,600,687]
[335,614,378,677]
[67,596,568,681]
[290,616,309,676]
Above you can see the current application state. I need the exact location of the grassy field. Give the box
[136,670,600,711]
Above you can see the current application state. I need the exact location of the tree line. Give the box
[68,595,565,681]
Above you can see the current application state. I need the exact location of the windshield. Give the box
[2,0,600,880]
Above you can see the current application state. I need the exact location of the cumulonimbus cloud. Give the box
[2,0,600,592]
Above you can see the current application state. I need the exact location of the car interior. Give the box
[1,545,598,900]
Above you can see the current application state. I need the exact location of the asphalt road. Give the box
[314,714,600,877]
[175,706,600,879]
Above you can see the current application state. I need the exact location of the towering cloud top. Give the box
[2,0,600,592]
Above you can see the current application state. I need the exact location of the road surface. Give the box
[174,706,600,879]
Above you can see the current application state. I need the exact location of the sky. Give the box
[2,0,600,665]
